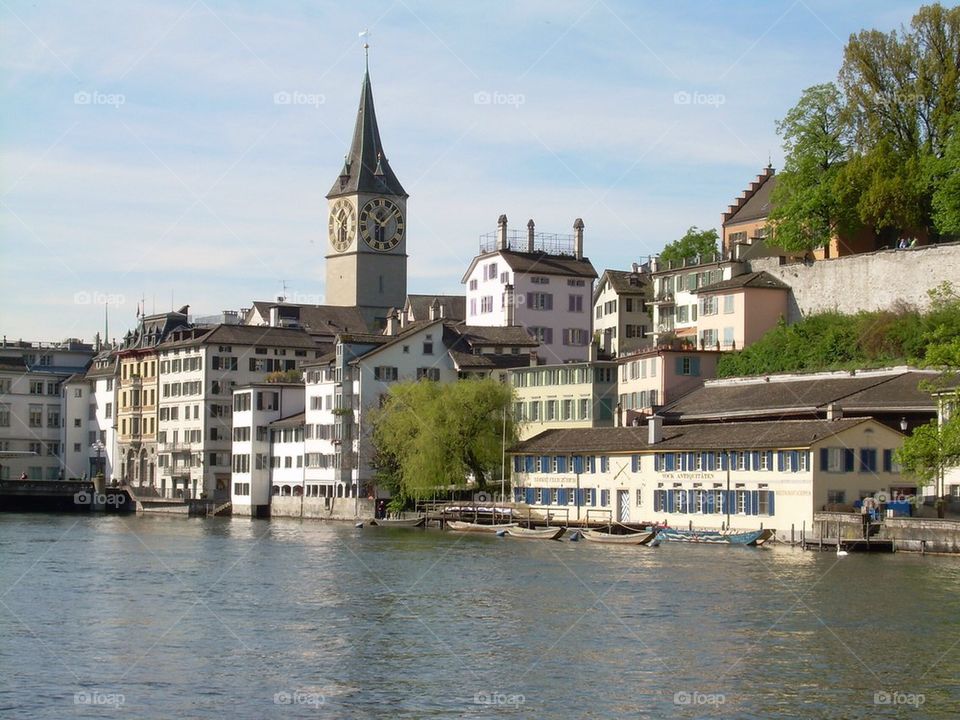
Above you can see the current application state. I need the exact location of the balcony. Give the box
[158,441,195,453]
[650,292,675,305]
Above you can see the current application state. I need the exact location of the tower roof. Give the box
[327,67,407,199]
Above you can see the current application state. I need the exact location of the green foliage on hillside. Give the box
[716,283,960,377]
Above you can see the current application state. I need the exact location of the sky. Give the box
[0,0,924,342]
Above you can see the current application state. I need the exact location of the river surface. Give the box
[1,514,959,719]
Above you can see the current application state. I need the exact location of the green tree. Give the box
[264,369,303,383]
[896,414,960,515]
[929,114,960,237]
[768,83,857,255]
[370,378,516,503]
[659,226,718,264]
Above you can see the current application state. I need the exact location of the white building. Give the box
[593,266,652,357]
[303,320,537,499]
[0,339,95,481]
[462,216,597,364]
[229,382,305,517]
[155,324,322,500]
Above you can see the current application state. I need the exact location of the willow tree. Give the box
[370,378,516,502]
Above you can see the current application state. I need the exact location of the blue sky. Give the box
[1,0,922,341]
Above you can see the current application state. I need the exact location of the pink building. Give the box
[461,215,598,364]
[694,271,789,351]
[617,347,721,424]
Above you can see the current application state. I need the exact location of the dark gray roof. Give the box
[462,250,597,283]
[725,173,776,225]
[661,370,939,421]
[404,294,466,322]
[696,271,789,293]
[449,351,533,371]
[249,302,368,335]
[511,418,873,454]
[327,69,406,199]
[270,411,305,428]
[0,356,27,371]
[595,269,649,298]
[159,324,320,350]
[451,324,540,348]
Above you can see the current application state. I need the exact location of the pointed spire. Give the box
[327,53,407,199]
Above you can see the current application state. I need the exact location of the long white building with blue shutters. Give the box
[509,417,909,540]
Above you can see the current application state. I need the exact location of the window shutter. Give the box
[667,491,675,513]
[777,451,785,471]
[752,451,760,470]
[557,489,566,505]
[687,490,695,513]
[883,449,892,472]
[576,489,585,506]
[631,455,638,473]
[721,491,729,514]
[767,491,775,516]
[525,488,535,504]
[820,448,829,471]
[790,451,799,472]
[705,491,715,514]
[675,357,684,375]
[690,357,701,376]
[766,451,774,470]
[751,490,759,515]
[601,489,609,506]
[541,455,550,472]
[843,449,855,472]
[654,454,661,472]
[720,452,728,471]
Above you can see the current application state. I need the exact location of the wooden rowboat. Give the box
[447,520,517,533]
[581,529,657,545]
[370,516,425,528]
[504,526,566,540]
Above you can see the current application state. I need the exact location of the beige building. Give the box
[593,267,652,357]
[510,417,907,537]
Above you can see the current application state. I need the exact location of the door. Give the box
[618,490,630,523]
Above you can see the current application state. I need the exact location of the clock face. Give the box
[359,198,404,252]
[328,199,357,252]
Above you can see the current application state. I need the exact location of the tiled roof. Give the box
[462,250,598,283]
[510,418,872,454]
[448,351,533,370]
[158,324,320,350]
[696,270,789,293]
[661,370,939,420]
[725,172,776,225]
[596,269,648,297]
[405,294,466,322]
[269,411,305,428]
[451,324,540,347]
[249,302,368,335]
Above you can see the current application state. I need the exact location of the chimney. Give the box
[632,262,640,273]
[527,219,535,252]
[497,214,508,251]
[529,350,538,367]
[826,403,843,421]
[429,298,441,321]
[504,285,516,325]
[385,310,400,336]
[573,218,584,259]
[648,415,663,444]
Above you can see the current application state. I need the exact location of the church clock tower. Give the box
[325,56,408,328]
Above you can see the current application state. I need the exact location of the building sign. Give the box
[659,472,721,482]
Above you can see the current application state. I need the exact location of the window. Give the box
[585,488,595,505]
[636,489,643,507]
[723,327,735,346]
[531,276,550,285]
[526,292,553,310]
[535,489,544,504]
[563,329,589,346]
[485,262,498,280]
[827,489,846,505]
[29,405,43,428]
[480,296,494,313]
[422,341,433,355]
[736,490,748,514]
[821,447,855,473]
[700,296,717,316]
[374,366,398,382]
[701,329,717,347]
[416,368,440,381]
[723,295,735,314]
[859,448,877,473]
[529,327,553,344]
[469,279,478,291]
[568,295,583,313]
[676,357,701,376]
[0,404,8,427]
[551,489,559,504]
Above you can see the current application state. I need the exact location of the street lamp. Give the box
[900,417,908,433]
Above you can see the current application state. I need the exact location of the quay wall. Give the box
[881,518,960,554]
[270,496,374,521]
[750,243,960,323]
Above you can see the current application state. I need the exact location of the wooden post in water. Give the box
[791,524,795,545]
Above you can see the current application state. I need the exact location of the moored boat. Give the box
[504,526,566,540]
[658,528,772,546]
[370,516,426,528]
[581,529,657,545]
[447,520,517,533]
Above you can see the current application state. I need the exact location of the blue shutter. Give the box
[687,490,695,513]
[541,455,550,473]
[667,491,675,513]
[721,491,729,514]
[690,357,701,376]
[777,451,785,471]
[752,451,760,470]
[675,357,684,375]
[654,454,661,471]
[559,456,568,473]
[590,456,596,473]
[790,451,799,472]
[601,489,609,506]
[844,449,855,472]
[631,455,638,473]
[883,449,892,472]
[542,489,551,505]
[720,452,728,471]
[665,454,675,471]
[705,491,715,514]
[576,489,585,506]
[525,488,535,504]
[751,490,759,515]
[513,456,521,472]
[557,489,567,505]
[767,491,775,516]
[767,451,774,471]
[573,456,583,474]
[653,490,661,512]
[526,456,534,472]
[820,448,829,471]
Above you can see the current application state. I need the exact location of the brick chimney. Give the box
[573,218,584,259]
[497,214,508,251]
[527,219,535,252]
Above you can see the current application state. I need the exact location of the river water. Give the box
[1,514,959,719]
